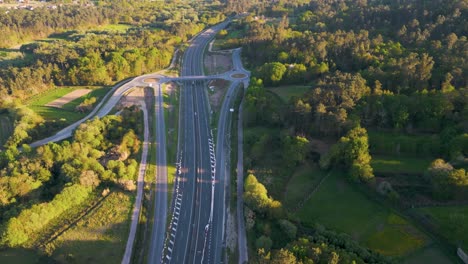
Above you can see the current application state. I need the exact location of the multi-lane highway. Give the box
[163,21,230,263]
[28,18,251,264]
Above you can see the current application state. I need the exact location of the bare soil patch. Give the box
[208,79,230,112]
[45,89,91,108]
[144,78,159,83]
[204,53,232,75]
[119,88,145,108]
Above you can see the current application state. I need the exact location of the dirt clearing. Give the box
[119,88,145,108]
[46,89,91,108]
[208,79,230,112]
[204,53,233,75]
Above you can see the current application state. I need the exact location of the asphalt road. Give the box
[122,100,149,264]
[147,83,169,264]
[164,22,229,264]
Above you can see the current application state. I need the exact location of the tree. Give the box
[282,136,309,168]
[256,235,273,251]
[426,159,468,199]
[278,219,297,240]
[320,126,374,182]
[244,174,282,217]
[272,248,297,264]
[258,62,287,86]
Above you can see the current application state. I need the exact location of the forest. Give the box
[216,0,468,263]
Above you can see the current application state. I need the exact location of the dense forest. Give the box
[216,0,468,262]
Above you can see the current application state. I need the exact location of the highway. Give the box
[147,83,169,264]
[163,21,230,263]
[28,19,251,264]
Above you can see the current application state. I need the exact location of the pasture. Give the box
[418,206,468,250]
[295,170,429,256]
[268,85,310,102]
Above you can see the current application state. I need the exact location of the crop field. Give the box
[268,85,310,102]
[295,170,429,256]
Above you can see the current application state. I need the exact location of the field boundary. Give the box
[290,170,332,213]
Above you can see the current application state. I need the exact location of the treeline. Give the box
[0,108,142,247]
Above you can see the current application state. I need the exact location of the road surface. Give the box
[163,21,230,264]
[147,83,169,264]
[122,100,150,264]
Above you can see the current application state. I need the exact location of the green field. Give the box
[283,163,326,209]
[417,206,468,250]
[371,155,433,175]
[49,191,133,263]
[295,170,429,256]
[92,24,132,32]
[403,245,453,264]
[27,86,109,124]
[368,130,441,157]
[0,248,48,264]
[268,85,310,102]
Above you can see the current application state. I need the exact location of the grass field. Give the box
[371,155,433,175]
[283,163,326,209]
[49,190,133,263]
[0,248,48,264]
[92,24,132,32]
[403,244,454,264]
[27,86,109,123]
[417,206,468,250]
[295,170,429,256]
[268,85,310,102]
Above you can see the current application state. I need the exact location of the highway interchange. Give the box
[29,19,250,264]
